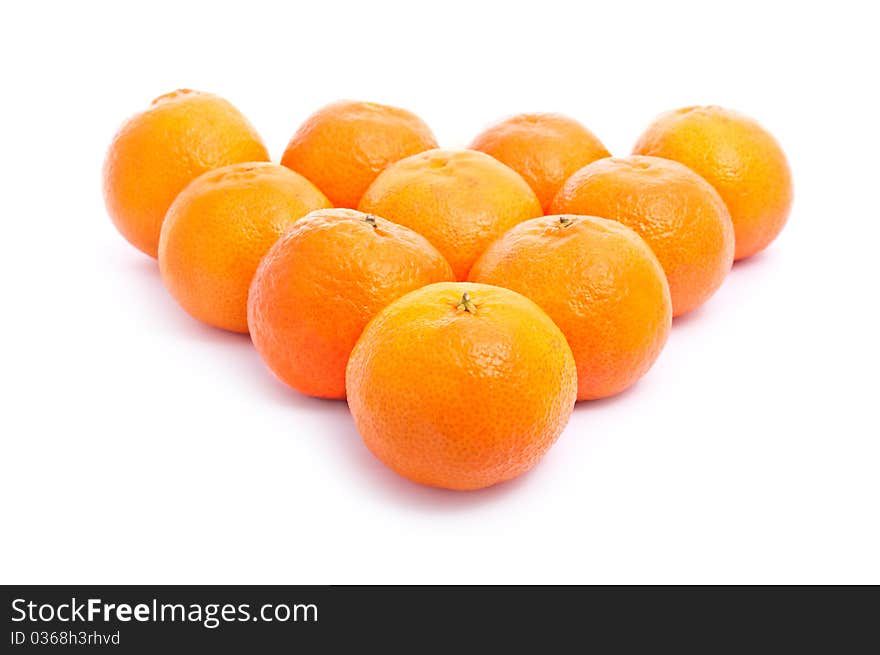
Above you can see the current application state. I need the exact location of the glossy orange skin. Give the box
[358,149,543,280]
[633,105,793,260]
[347,282,577,490]
[103,89,269,258]
[247,209,454,399]
[281,100,438,209]
[470,216,671,400]
[469,112,610,210]
[550,156,734,317]
[159,163,330,333]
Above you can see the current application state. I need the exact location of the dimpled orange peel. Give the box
[281,100,438,209]
[346,282,577,490]
[633,105,793,260]
[470,112,610,210]
[247,208,454,399]
[159,163,330,333]
[103,89,269,257]
[358,149,543,280]
[550,155,734,316]
[471,215,672,400]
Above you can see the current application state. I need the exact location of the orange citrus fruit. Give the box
[358,149,543,280]
[633,105,793,260]
[469,112,610,210]
[346,282,577,490]
[158,162,330,333]
[247,209,454,399]
[103,89,269,258]
[471,215,672,400]
[280,100,438,209]
[549,156,734,316]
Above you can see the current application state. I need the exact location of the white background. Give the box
[2,1,878,584]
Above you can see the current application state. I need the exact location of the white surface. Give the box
[2,0,878,584]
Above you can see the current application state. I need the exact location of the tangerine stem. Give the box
[457,292,477,314]
[558,216,575,228]
[362,214,378,227]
